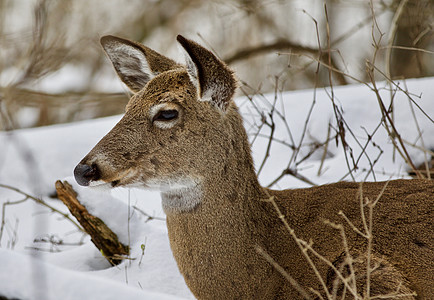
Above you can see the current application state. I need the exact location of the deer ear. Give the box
[100,35,180,93]
[176,35,237,111]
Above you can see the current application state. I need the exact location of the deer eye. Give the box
[153,110,179,122]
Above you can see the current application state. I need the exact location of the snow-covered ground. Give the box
[0,77,433,299]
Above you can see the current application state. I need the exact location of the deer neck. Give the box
[161,109,265,216]
[162,111,268,241]
[160,147,263,215]
[162,133,271,298]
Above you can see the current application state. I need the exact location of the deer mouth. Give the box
[86,168,137,189]
[87,179,112,188]
[106,169,138,188]
[111,180,120,187]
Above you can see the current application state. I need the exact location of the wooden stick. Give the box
[55,180,129,265]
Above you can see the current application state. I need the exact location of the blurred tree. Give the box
[389,0,434,78]
[0,0,432,129]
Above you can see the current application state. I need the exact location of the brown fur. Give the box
[75,35,433,299]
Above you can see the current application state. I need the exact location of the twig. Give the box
[317,122,332,176]
[256,76,280,177]
[296,239,359,299]
[339,181,390,299]
[401,139,434,156]
[359,124,384,182]
[257,79,277,176]
[0,183,83,231]
[370,291,417,299]
[381,45,434,55]
[296,135,336,167]
[254,133,295,149]
[267,167,316,188]
[323,220,358,297]
[325,3,355,182]
[406,91,431,179]
[262,194,332,299]
[0,198,26,247]
[256,245,314,300]
[256,115,275,176]
[331,8,388,47]
[225,39,317,64]
[225,39,347,86]
[132,205,165,222]
[366,65,432,123]
[367,73,421,177]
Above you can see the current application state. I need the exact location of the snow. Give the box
[0,77,433,299]
[0,248,180,300]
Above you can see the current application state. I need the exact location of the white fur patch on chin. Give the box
[161,185,202,214]
[149,178,202,214]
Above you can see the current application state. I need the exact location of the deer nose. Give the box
[74,163,101,186]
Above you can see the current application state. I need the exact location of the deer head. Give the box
[74,35,243,213]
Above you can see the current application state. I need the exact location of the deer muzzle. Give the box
[74,163,101,186]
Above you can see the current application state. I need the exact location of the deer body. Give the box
[74,35,433,299]
[167,181,433,299]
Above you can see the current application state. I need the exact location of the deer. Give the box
[74,35,433,299]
